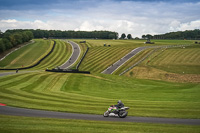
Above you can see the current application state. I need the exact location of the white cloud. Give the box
[178,20,200,31]
[0,19,51,31]
[0,1,200,37]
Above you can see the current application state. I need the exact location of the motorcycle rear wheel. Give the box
[118,111,128,118]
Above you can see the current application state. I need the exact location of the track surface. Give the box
[0,106,200,125]
[102,44,192,74]
[59,40,80,69]
[102,47,148,74]
[0,72,15,77]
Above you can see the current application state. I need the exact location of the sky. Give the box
[0,0,200,37]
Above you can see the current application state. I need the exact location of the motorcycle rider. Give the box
[115,100,124,111]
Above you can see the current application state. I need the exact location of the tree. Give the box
[3,31,11,41]
[0,30,3,38]
[120,33,126,39]
[13,33,23,45]
[127,34,132,39]
[22,32,29,42]
[146,34,152,39]
[108,34,115,39]
[152,29,200,40]
[26,31,34,40]
[3,38,12,49]
[0,40,6,52]
[142,35,146,39]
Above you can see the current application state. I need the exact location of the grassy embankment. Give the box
[74,39,143,73]
[0,39,52,69]
[0,39,199,118]
[31,39,72,70]
[0,39,199,132]
[0,39,72,70]
[75,39,194,74]
[1,115,200,133]
[124,44,200,82]
[0,71,199,119]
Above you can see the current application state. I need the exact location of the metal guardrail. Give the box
[76,46,89,69]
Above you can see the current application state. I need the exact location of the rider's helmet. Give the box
[118,100,122,104]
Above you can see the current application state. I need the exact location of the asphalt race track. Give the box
[102,46,150,74]
[59,40,81,69]
[102,44,192,74]
[0,72,15,77]
[0,106,200,125]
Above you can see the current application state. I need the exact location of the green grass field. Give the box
[30,39,72,70]
[1,115,200,133]
[73,39,195,74]
[73,39,194,47]
[147,45,200,74]
[78,46,133,73]
[0,39,72,70]
[0,39,200,132]
[0,39,52,68]
[113,48,155,75]
[125,44,200,82]
[0,72,199,119]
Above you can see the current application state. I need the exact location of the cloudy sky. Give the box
[0,0,200,37]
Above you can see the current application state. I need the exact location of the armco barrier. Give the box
[0,40,56,70]
[46,69,90,74]
[76,46,89,69]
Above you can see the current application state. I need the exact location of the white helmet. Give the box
[118,100,122,104]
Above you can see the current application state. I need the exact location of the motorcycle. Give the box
[103,105,129,118]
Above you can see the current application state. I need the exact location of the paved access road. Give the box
[0,106,199,125]
[59,41,81,69]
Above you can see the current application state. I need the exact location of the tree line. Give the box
[1,28,199,53]
[0,30,33,53]
[120,33,133,39]
[3,29,118,39]
[0,29,118,53]
[142,29,200,40]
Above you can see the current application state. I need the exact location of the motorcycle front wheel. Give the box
[103,111,109,117]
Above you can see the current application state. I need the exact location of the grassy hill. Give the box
[31,39,72,70]
[73,39,195,74]
[124,44,200,82]
[147,45,200,74]
[0,39,72,70]
[0,39,52,68]
[0,39,200,132]
[0,71,199,119]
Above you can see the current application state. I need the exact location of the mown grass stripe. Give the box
[80,48,118,70]
[30,40,71,70]
[80,47,132,72]
[0,73,38,89]
[35,41,61,69]
[0,39,52,69]
[0,73,110,105]
[0,73,27,85]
